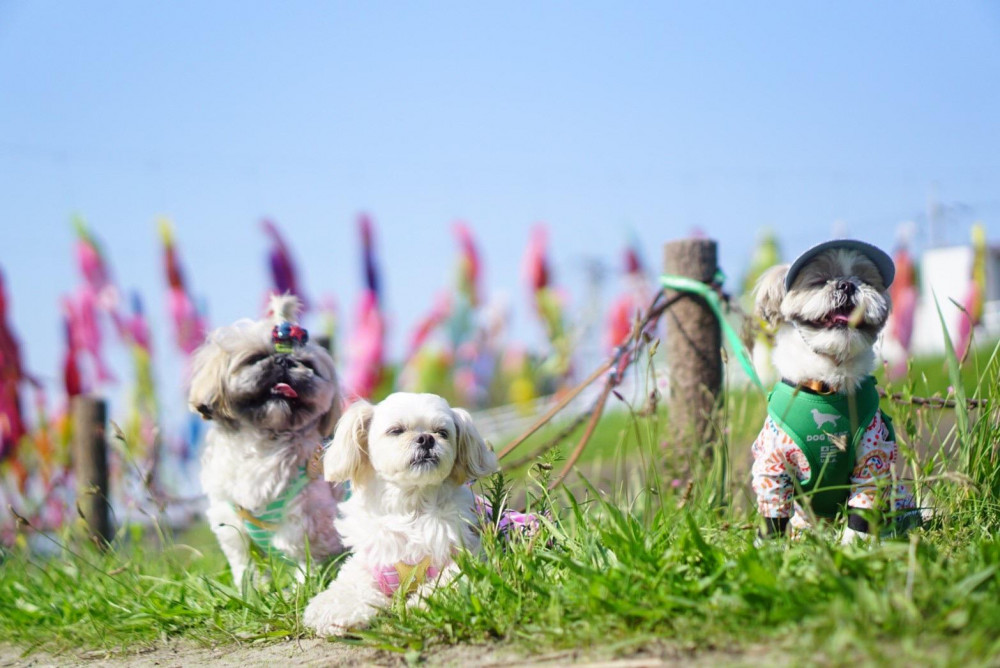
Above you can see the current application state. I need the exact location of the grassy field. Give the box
[2,340,1000,665]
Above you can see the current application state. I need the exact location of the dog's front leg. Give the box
[205,502,253,586]
[304,556,388,637]
[840,513,876,546]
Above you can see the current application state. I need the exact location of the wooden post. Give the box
[72,395,112,547]
[663,239,723,452]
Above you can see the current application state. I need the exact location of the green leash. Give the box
[659,272,765,392]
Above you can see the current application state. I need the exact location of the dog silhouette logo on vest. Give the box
[811,408,839,429]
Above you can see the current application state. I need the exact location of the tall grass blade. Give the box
[932,293,970,465]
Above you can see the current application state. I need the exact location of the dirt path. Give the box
[0,640,780,667]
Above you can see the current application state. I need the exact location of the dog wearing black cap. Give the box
[751,239,916,543]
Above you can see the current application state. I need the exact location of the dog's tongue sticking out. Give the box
[271,383,298,399]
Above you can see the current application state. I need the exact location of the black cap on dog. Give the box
[785,239,895,291]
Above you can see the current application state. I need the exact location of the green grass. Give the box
[371,483,1000,663]
[2,340,1000,663]
[0,523,339,653]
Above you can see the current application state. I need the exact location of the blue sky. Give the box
[1,2,999,423]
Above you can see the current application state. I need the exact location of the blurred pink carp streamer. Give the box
[957,223,987,359]
[62,314,83,399]
[73,216,119,311]
[2,271,70,530]
[606,235,651,351]
[402,224,493,404]
[121,292,158,457]
[447,222,481,346]
[344,214,386,399]
[454,221,481,307]
[522,224,570,377]
[888,245,917,351]
[0,269,31,463]
[881,222,917,379]
[406,292,452,361]
[524,224,550,296]
[68,217,120,383]
[120,292,152,352]
[606,296,633,352]
[448,223,491,403]
[159,219,207,356]
[400,289,452,401]
[262,218,309,311]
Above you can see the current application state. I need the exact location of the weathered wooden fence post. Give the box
[72,395,112,547]
[663,239,723,453]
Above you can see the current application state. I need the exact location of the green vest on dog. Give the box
[766,376,894,518]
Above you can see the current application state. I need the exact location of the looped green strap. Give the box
[659,272,765,392]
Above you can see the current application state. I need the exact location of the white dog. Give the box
[750,239,917,542]
[189,294,346,584]
[303,392,499,637]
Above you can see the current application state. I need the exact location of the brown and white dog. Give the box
[189,295,346,584]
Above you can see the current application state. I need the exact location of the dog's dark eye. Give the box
[387,425,404,436]
[244,353,267,367]
[300,359,317,372]
[435,428,449,438]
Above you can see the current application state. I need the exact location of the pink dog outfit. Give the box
[369,496,540,597]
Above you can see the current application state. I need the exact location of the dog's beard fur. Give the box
[755,248,891,390]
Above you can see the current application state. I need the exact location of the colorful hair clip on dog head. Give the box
[272,321,309,354]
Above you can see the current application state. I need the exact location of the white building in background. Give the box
[909,244,1000,355]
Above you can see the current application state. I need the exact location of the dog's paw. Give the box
[303,596,351,637]
[839,527,872,546]
[311,619,350,638]
[303,589,374,637]
[406,591,431,610]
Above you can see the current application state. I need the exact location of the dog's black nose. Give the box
[415,433,435,449]
[836,280,856,296]
[275,355,291,368]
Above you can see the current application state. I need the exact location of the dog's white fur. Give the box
[753,247,892,543]
[753,248,891,392]
[190,295,345,584]
[304,392,498,637]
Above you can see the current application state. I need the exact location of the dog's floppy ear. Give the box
[753,264,790,327]
[187,339,234,425]
[449,407,499,485]
[313,350,342,438]
[324,400,375,485]
[318,400,342,440]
